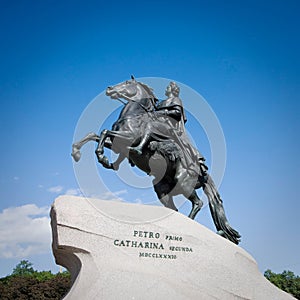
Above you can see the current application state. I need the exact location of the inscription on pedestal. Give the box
[113,230,193,260]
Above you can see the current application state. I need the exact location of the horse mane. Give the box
[138,81,158,103]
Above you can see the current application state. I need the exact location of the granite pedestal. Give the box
[51,196,295,299]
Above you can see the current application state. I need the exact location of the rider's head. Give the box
[165,82,180,97]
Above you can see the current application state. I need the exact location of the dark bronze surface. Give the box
[72,77,241,244]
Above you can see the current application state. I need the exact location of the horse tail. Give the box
[203,175,241,244]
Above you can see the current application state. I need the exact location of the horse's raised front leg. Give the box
[95,129,110,167]
[95,129,132,169]
[111,153,126,170]
[72,132,100,162]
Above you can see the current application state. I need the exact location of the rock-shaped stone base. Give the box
[51,196,295,299]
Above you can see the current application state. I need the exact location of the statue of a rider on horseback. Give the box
[72,76,241,244]
[128,81,208,177]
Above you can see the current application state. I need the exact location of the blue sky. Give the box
[0,0,299,277]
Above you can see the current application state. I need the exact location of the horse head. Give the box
[106,76,158,108]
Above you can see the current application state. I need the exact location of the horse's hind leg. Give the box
[160,194,178,211]
[188,190,203,219]
[154,183,178,211]
[154,186,178,211]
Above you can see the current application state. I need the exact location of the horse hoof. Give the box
[72,150,81,162]
[217,230,225,237]
[111,163,119,171]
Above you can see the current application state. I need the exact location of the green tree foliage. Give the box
[264,269,300,299]
[12,260,35,276]
[0,261,71,300]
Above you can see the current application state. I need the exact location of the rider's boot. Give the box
[128,132,151,155]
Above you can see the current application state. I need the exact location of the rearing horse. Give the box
[72,77,241,244]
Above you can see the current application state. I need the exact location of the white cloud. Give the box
[65,188,82,196]
[93,189,128,202]
[13,176,19,181]
[114,190,127,196]
[135,198,143,204]
[47,185,63,194]
[0,204,51,258]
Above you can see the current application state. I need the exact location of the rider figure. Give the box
[129,82,207,175]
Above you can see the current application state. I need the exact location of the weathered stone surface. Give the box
[51,195,295,299]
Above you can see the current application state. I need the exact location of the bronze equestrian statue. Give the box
[72,76,241,244]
